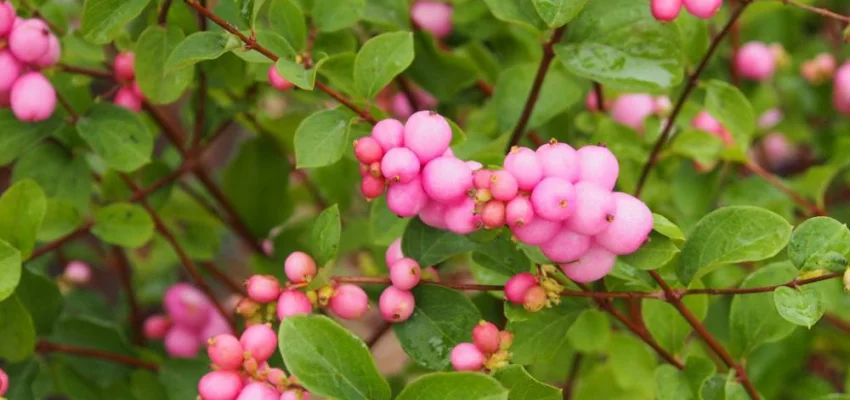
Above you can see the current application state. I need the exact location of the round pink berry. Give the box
[379,286,415,322]
[691,110,722,134]
[328,284,370,320]
[0,50,22,93]
[63,260,92,285]
[611,93,655,131]
[386,175,428,217]
[450,342,485,371]
[530,177,576,221]
[354,136,384,165]
[198,370,243,400]
[268,65,294,91]
[564,182,615,236]
[381,147,420,183]
[735,41,776,81]
[403,111,452,163]
[421,156,473,204]
[390,258,422,290]
[654,96,672,115]
[35,33,61,68]
[444,197,480,235]
[683,0,722,19]
[391,92,414,119]
[114,52,136,81]
[164,325,201,358]
[372,118,404,151]
[419,199,447,229]
[411,1,453,39]
[576,145,619,191]
[585,91,601,112]
[762,132,795,169]
[360,174,385,199]
[164,283,212,329]
[143,314,171,340]
[8,19,50,63]
[472,321,501,354]
[199,310,232,341]
[536,142,580,183]
[758,108,783,130]
[277,290,313,319]
[386,238,404,266]
[0,2,14,37]
[240,324,278,362]
[651,0,683,22]
[540,227,591,263]
[511,215,561,245]
[490,170,519,201]
[267,368,287,388]
[506,196,535,228]
[10,72,56,122]
[560,243,617,283]
[481,200,506,229]
[236,382,280,400]
[473,169,492,190]
[594,192,653,255]
[208,334,244,370]
[246,275,281,304]
[523,286,548,312]
[114,86,143,112]
[503,147,543,191]
[504,272,538,304]
[284,251,317,283]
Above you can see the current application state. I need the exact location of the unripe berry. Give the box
[523,286,548,312]
[199,310,233,341]
[421,156,473,204]
[8,19,50,63]
[473,169,493,190]
[354,136,384,165]
[386,175,428,217]
[35,33,61,68]
[419,199,447,229]
[511,215,561,245]
[368,161,382,178]
[371,118,404,151]
[560,243,617,283]
[379,286,415,322]
[506,196,534,228]
[240,324,278,362]
[0,367,7,397]
[386,238,404,266]
[381,147,420,183]
[411,1,453,39]
[472,321,501,354]
[10,72,56,122]
[328,284,370,320]
[0,2,14,37]
[114,52,136,81]
[611,94,655,131]
[844,268,850,292]
[422,266,439,281]
[594,192,653,255]
[198,370,243,400]
[651,0,683,22]
[576,146,619,191]
[654,96,672,115]
[277,290,313,319]
[390,258,422,290]
[0,50,22,93]
[499,330,514,350]
[444,197,480,235]
[536,142,580,183]
[164,283,212,329]
[164,325,201,358]
[691,110,722,134]
[236,297,262,319]
[735,42,776,81]
[143,314,171,340]
[450,343,485,371]
[284,251,317,283]
[236,382,280,400]
[490,170,519,201]
[63,260,92,285]
[207,334,244,370]
[404,111,452,164]
[114,86,143,112]
[246,275,281,304]
[474,188,493,204]
[481,200,506,228]
[504,147,543,191]
[683,0,722,19]
[564,182,615,235]
[360,174,385,200]
[530,177,576,221]
[504,272,538,304]
[268,65,294,91]
[540,227,591,263]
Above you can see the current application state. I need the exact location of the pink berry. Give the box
[372,118,404,151]
[280,390,310,400]
[594,192,653,255]
[0,50,21,93]
[758,108,783,130]
[268,65,294,91]
[691,110,722,134]
[277,290,313,319]
[246,275,281,304]
[481,200,506,228]
[0,2,14,37]
[444,197,480,234]
[328,284,370,320]
[611,94,655,132]
[466,160,483,171]
[236,382,280,400]
[0,367,7,397]
[503,147,543,191]
[419,199,447,229]
[683,0,722,19]
[735,42,775,81]
[473,169,492,190]
[585,91,601,112]
[654,96,672,115]
[199,310,232,341]
[450,342,485,371]
[421,156,473,204]
[391,92,414,119]
[240,324,278,362]
[284,251,317,283]
[164,283,212,329]
[386,175,428,217]
[411,1,453,39]
[506,196,535,228]
[114,86,143,112]
[8,19,50,63]
[490,170,519,201]
[143,314,171,340]
[540,227,591,263]
[511,215,561,245]
[504,272,537,304]
[564,182,615,235]
[762,132,795,169]
[576,145,619,191]
[390,258,422,290]
[386,238,403,266]
[530,177,576,221]
[208,334,244,370]
[381,147,421,183]
[10,72,56,122]
[472,321,501,354]
[403,111,452,163]
[164,325,201,358]
[267,368,287,388]
[652,0,683,22]
[114,52,136,81]
[536,142,580,183]
[379,286,415,322]
[354,136,384,165]
[360,174,385,199]
[198,370,243,400]
[560,243,616,283]
[63,260,91,285]
[35,33,61,68]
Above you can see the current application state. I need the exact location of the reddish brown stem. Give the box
[593,82,605,112]
[200,261,247,297]
[111,246,144,346]
[37,340,159,371]
[30,222,94,260]
[563,353,583,400]
[681,272,841,296]
[776,0,850,23]
[743,159,825,216]
[57,64,114,79]
[158,0,174,25]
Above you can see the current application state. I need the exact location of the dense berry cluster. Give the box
[0,3,60,122]
[651,0,722,22]
[450,321,513,372]
[378,239,439,323]
[112,52,146,112]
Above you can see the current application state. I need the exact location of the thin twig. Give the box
[563,354,583,400]
[681,272,841,296]
[774,0,850,23]
[56,91,79,123]
[57,64,114,79]
[37,340,159,371]
[200,261,247,297]
[111,246,144,346]
[158,0,174,25]
[743,158,825,216]
[593,82,605,112]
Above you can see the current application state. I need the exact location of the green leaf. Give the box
[608,332,657,394]
[76,103,153,172]
[231,30,298,63]
[278,315,391,400]
[483,0,547,31]
[669,130,725,166]
[294,109,354,169]
[492,64,582,133]
[787,217,850,270]
[620,232,680,270]
[791,165,840,210]
[4,359,39,400]
[135,25,194,104]
[566,309,611,352]
[234,0,268,26]
[51,317,136,385]
[0,180,46,260]
[354,31,415,99]
[642,286,708,354]
[774,286,824,328]
[165,31,241,72]
[363,0,411,29]
[274,56,330,90]
[730,262,797,356]
[268,0,307,51]
[683,355,716,399]
[655,364,696,400]
[678,206,792,284]
[506,298,586,365]
[393,285,482,370]
[494,365,561,400]
[131,370,168,400]
[0,295,36,363]
[311,204,341,266]
[653,214,685,242]
[472,233,532,276]
[704,80,756,148]
[396,372,508,400]
[91,203,155,248]
[532,0,588,27]
[407,32,480,101]
[556,0,684,91]
[16,268,62,334]
[369,196,409,246]
[13,142,92,213]
[675,13,708,66]
[0,111,63,166]
[401,218,479,266]
[80,0,151,44]
[0,241,22,303]
[320,53,358,96]
[313,0,365,32]
[158,359,209,400]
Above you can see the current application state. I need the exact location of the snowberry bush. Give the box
[1,0,850,399]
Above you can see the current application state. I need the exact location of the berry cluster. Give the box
[112,52,146,112]
[801,53,837,84]
[450,321,513,372]
[143,283,233,358]
[0,367,7,397]
[378,239,439,323]
[0,3,60,122]
[833,62,850,115]
[651,0,722,22]
[503,267,572,311]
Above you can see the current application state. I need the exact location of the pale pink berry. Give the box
[611,94,655,131]
[561,243,617,283]
[268,66,294,91]
[35,33,61,68]
[63,260,92,285]
[523,285,548,311]
[280,390,311,400]
[564,182,615,235]
[403,111,452,163]
[386,238,404,266]
[594,192,653,255]
[10,72,56,122]
[654,96,672,115]
[208,334,244,370]
[237,382,280,400]
[481,201,506,228]
[411,1,453,39]
[8,19,50,63]
[683,0,722,19]
[164,283,212,329]
[735,42,775,81]
[391,92,414,119]
[372,118,404,151]
[472,321,500,354]
[360,174,385,199]
[490,170,519,201]
[652,0,682,22]
[504,272,537,304]
[277,290,313,319]
[0,2,14,37]
[198,370,243,400]
[114,86,143,112]
[540,227,591,263]
[390,258,421,290]
[511,215,561,245]
[450,343,485,371]
[0,50,21,93]
[815,53,837,77]
[536,142,580,183]
[421,156,473,204]
[164,325,201,358]
[443,147,455,158]
[267,368,287,388]
[465,160,483,171]
[444,197,480,234]
[758,108,783,130]
[506,196,534,228]
[240,324,278,362]
[328,284,370,320]
[199,310,232,341]
[576,145,619,191]
[503,147,543,191]
[0,367,7,397]
[473,170,492,190]
[143,315,171,340]
[419,199,447,229]
[381,147,420,183]
[834,64,850,115]
[284,251,317,283]
[379,286,415,322]
[386,175,428,217]
[530,177,576,221]
[585,91,601,112]
[762,132,795,169]
[246,275,281,304]
[114,52,136,81]
[691,110,722,134]
[354,136,384,165]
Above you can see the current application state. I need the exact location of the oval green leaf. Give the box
[729,262,797,356]
[91,203,155,248]
[311,204,341,266]
[354,31,415,99]
[0,180,46,260]
[401,218,479,267]
[773,286,824,328]
[80,0,151,44]
[396,372,508,400]
[294,109,354,169]
[135,26,194,104]
[76,103,153,173]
